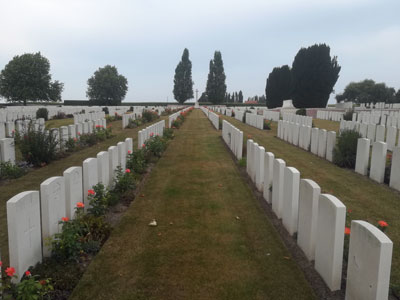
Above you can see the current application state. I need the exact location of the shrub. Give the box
[52,112,67,120]
[65,137,78,152]
[172,119,182,129]
[264,120,272,130]
[102,107,109,115]
[343,110,354,121]
[296,108,307,116]
[126,149,148,174]
[15,124,59,166]
[333,130,361,168]
[127,118,142,129]
[36,107,49,121]
[145,135,166,158]
[0,161,26,179]
[87,184,109,217]
[142,110,159,123]
[163,128,174,140]
[111,167,136,196]
[51,205,111,262]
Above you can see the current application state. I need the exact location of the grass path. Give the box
[0,117,166,265]
[220,114,400,288]
[70,109,315,300]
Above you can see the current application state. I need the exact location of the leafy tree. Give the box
[198,92,208,102]
[206,51,227,104]
[336,79,396,104]
[173,48,194,104]
[291,44,341,108]
[0,52,63,105]
[87,65,128,105]
[265,65,292,108]
[396,89,400,103]
[238,90,243,103]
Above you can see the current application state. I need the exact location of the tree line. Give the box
[1,49,399,107]
[0,52,128,106]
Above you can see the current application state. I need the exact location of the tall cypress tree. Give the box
[173,48,194,104]
[265,65,292,108]
[291,44,340,108]
[206,51,227,104]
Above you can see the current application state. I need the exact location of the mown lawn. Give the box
[312,119,340,133]
[69,109,315,300]
[220,114,400,290]
[45,117,75,129]
[0,117,167,266]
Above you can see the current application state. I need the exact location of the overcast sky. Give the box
[0,0,399,103]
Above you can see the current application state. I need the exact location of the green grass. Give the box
[220,114,400,289]
[69,109,315,300]
[0,117,167,266]
[312,119,340,133]
[45,118,74,129]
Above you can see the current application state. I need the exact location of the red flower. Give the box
[6,267,15,277]
[73,138,77,142]
[78,132,81,135]
[128,150,131,154]
[345,227,351,235]
[348,209,352,213]
[0,261,2,267]
[88,189,95,196]
[76,202,85,208]
[62,217,69,222]
[142,144,145,148]
[378,220,388,227]
[25,270,31,277]
[39,280,46,286]
[125,169,131,173]
[150,132,154,137]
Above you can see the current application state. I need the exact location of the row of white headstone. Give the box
[138,120,165,149]
[201,107,220,130]
[340,120,400,151]
[282,113,313,127]
[245,139,393,299]
[277,121,337,162]
[262,110,280,122]
[245,113,264,129]
[316,110,345,122]
[221,120,243,160]
[47,118,107,150]
[0,106,103,123]
[122,112,143,129]
[73,112,106,124]
[6,137,133,281]
[352,110,400,127]
[168,107,191,127]
[359,102,400,109]
[355,138,400,189]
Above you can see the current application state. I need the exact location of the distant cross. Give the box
[195,89,199,101]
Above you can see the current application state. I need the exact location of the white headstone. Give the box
[311,128,319,155]
[369,142,387,183]
[40,176,66,257]
[117,142,127,170]
[345,221,393,300]
[97,151,110,187]
[355,138,370,176]
[297,179,321,261]
[317,129,327,158]
[255,146,265,191]
[63,167,83,219]
[375,125,386,143]
[82,158,99,208]
[326,131,336,162]
[389,147,400,192]
[108,146,119,186]
[282,167,300,236]
[7,191,42,281]
[125,137,133,154]
[0,138,16,164]
[263,152,275,203]
[272,159,286,219]
[314,194,346,291]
